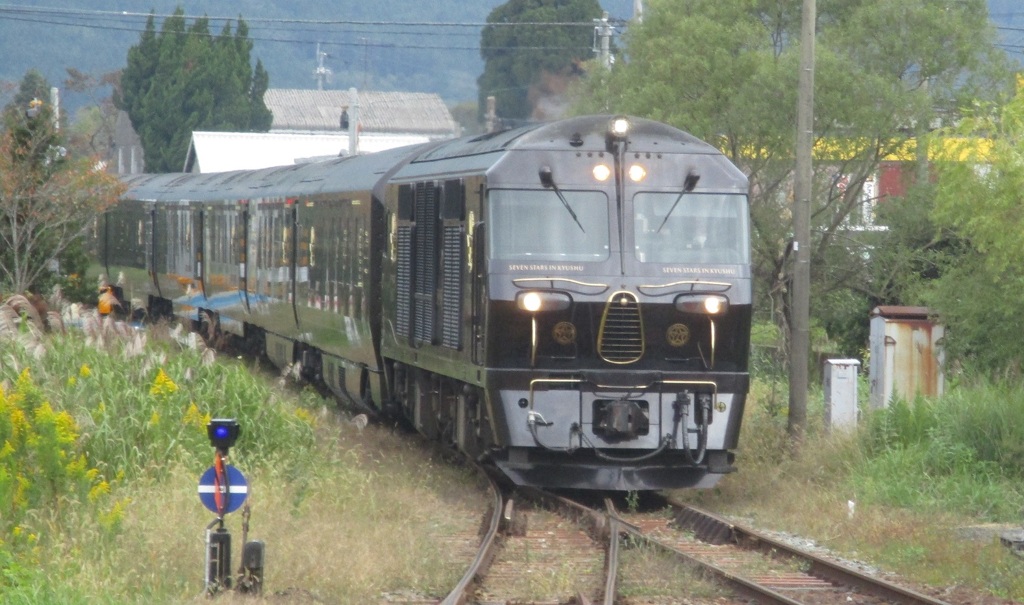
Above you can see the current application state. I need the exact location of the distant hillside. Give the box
[2,0,1015,119]
[989,0,1024,65]
[0,0,635,116]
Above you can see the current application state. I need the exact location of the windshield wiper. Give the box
[539,166,585,233]
[656,169,701,233]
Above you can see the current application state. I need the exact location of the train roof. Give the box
[119,115,739,202]
[119,142,429,203]
[414,115,721,162]
[392,114,739,184]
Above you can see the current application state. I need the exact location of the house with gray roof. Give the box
[114,88,461,174]
[263,88,460,138]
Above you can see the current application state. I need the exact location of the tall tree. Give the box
[571,0,1012,372]
[925,84,1024,372]
[116,9,272,173]
[478,0,603,126]
[0,73,122,296]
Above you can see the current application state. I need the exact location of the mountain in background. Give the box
[0,1,1018,119]
[0,0,635,116]
[989,0,1024,64]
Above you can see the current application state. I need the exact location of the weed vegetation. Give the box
[677,372,1024,601]
[0,303,485,604]
[5,296,1024,602]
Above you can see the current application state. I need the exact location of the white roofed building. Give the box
[181,88,459,173]
[114,88,461,174]
[183,130,432,173]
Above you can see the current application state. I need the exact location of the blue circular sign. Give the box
[197,464,248,514]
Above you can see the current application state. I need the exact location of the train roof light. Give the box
[609,116,630,138]
[593,164,612,182]
[606,116,630,151]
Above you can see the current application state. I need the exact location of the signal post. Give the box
[199,419,264,596]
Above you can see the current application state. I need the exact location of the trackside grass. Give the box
[5,297,1024,602]
[676,374,1024,601]
[0,306,485,604]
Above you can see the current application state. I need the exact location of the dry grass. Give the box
[672,393,1024,602]
[617,542,725,601]
[47,416,488,604]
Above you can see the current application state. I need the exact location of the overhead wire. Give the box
[0,4,611,52]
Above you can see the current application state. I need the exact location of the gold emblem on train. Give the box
[666,323,690,347]
[552,321,577,345]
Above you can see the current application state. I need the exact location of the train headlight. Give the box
[593,164,611,182]
[675,294,729,315]
[517,291,572,312]
[628,164,647,182]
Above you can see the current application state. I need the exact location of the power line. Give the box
[0,4,605,29]
[0,13,591,52]
[0,5,612,54]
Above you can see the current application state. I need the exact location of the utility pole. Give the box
[593,12,612,69]
[790,0,816,442]
[348,87,359,156]
[633,0,643,22]
[314,43,332,91]
[485,96,497,133]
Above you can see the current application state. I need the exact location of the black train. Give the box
[97,115,752,491]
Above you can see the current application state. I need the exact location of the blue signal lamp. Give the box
[207,418,241,452]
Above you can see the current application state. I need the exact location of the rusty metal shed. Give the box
[868,306,944,408]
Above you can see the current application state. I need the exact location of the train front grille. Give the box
[597,291,644,364]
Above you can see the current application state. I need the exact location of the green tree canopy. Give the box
[571,0,1012,363]
[926,84,1024,372]
[116,9,272,173]
[1,72,122,297]
[478,0,604,126]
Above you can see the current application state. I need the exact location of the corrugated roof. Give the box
[184,131,431,173]
[264,88,460,136]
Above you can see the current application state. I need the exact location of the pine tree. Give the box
[116,8,273,172]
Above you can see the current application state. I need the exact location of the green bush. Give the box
[853,384,1024,519]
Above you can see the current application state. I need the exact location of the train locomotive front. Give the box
[381,115,751,491]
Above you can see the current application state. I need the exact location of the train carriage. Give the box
[97,115,751,491]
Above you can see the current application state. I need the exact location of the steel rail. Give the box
[605,505,803,605]
[439,467,505,605]
[665,498,954,605]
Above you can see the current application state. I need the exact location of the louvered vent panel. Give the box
[598,292,644,364]
[395,226,413,337]
[441,225,463,349]
[413,183,437,343]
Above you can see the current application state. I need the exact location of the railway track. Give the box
[434,475,958,605]
[615,495,956,605]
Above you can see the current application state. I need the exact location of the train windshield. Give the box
[633,192,749,264]
[488,189,610,262]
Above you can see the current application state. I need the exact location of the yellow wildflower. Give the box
[149,411,160,427]
[88,480,111,502]
[182,402,205,429]
[79,364,91,378]
[67,375,77,387]
[150,368,179,397]
[294,407,315,426]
